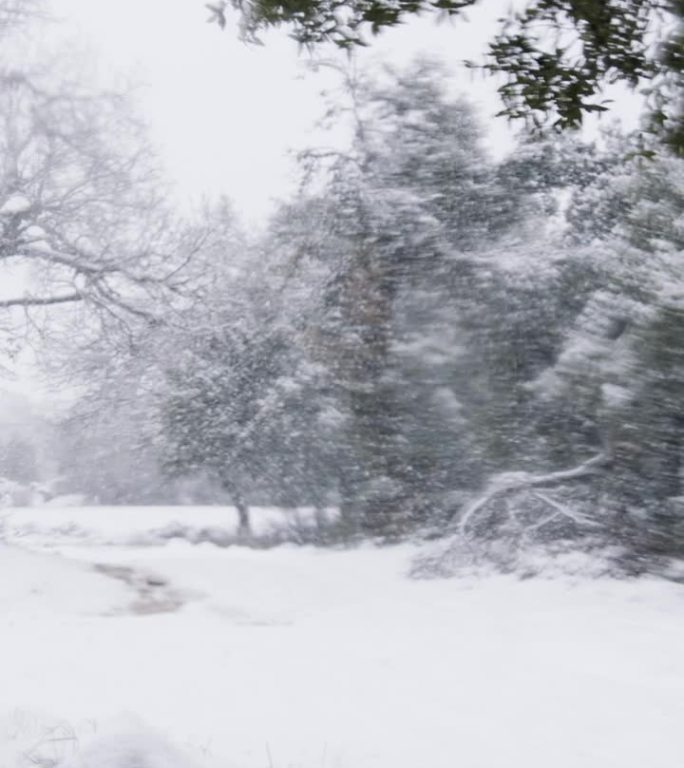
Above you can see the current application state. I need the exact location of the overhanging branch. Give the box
[0,292,82,308]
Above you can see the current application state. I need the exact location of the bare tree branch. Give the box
[0,293,81,308]
[0,67,202,351]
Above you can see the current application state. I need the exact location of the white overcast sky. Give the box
[35,0,641,225]
[40,0,522,224]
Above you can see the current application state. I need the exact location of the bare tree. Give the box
[0,67,202,350]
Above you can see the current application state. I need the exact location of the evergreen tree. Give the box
[530,151,684,556]
[292,62,545,535]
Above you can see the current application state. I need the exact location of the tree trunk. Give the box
[337,247,412,537]
[220,476,251,536]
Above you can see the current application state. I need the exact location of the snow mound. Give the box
[60,729,198,768]
[0,194,31,215]
[0,713,199,768]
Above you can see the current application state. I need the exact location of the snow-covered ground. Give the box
[1,506,683,768]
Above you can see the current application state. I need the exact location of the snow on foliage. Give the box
[0,194,31,215]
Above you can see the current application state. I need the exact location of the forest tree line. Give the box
[0,0,682,566]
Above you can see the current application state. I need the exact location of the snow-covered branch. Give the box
[0,293,82,308]
[0,70,199,343]
[457,454,609,536]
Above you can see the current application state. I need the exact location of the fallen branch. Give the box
[457,454,609,536]
[528,491,600,530]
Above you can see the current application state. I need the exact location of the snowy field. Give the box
[1,506,683,768]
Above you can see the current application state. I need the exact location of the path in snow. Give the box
[92,563,186,616]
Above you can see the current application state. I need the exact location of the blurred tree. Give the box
[0,434,38,483]
[158,201,342,532]
[0,0,40,37]
[529,151,684,556]
[287,62,547,536]
[54,202,246,506]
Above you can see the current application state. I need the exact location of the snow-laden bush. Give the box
[412,532,628,581]
[59,730,198,768]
